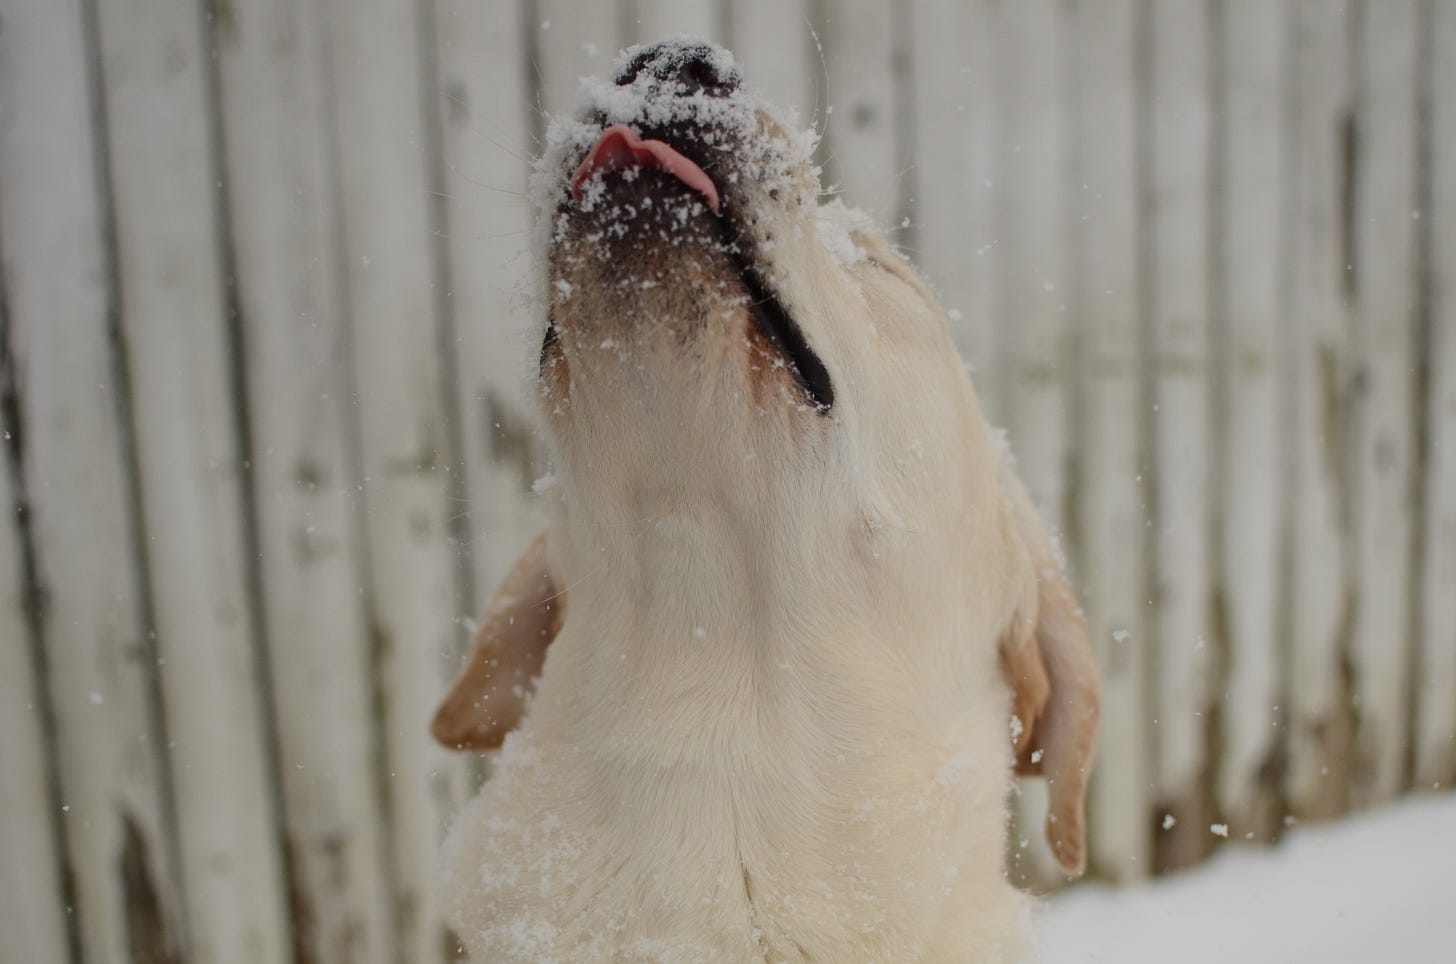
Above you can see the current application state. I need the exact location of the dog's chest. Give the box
[441,689,1016,963]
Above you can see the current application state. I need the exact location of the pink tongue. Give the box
[569,124,720,213]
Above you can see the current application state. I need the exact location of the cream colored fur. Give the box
[434,42,1097,963]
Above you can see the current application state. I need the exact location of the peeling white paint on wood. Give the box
[995,0,1072,888]
[907,0,999,410]
[1147,0,1216,837]
[813,0,899,225]
[536,0,624,118]
[1347,0,1420,807]
[319,0,467,960]
[628,0,721,48]
[214,1,395,961]
[1285,0,1356,821]
[0,421,69,964]
[1068,0,1151,881]
[1415,0,1456,792]
[435,0,544,618]
[89,0,292,958]
[0,1,182,959]
[1216,0,1286,833]
[726,0,814,124]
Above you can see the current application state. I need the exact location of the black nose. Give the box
[615,40,739,96]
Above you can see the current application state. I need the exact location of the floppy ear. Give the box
[431,533,562,750]
[997,467,1100,876]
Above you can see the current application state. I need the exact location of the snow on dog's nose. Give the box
[614,39,740,95]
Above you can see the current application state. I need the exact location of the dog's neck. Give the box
[541,489,1001,756]
[471,504,1022,961]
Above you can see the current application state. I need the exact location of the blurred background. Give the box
[1,0,1452,962]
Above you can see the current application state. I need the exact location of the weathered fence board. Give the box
[319,0,470,959]
[1417,0,1456,791]
[434,0,542,621]
[725,0,814,122]
[996,0,1069,508]
[1285,0,1356,822]
[89,0,293,959]
[0,413,69,964]
[628,0,721,46]
[1069,0,1151,882]
[813,0,900,225]
[427,0,541,915]
[1216,0,1286,841]
[1347,0,1420,808]
[0,2,184,961]
[995,0,1072,888]
[213,1,396,961]
[1147,0,1217,871]
[908,0,1000,425]
[536,0,623,117]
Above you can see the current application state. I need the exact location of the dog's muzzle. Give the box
[549,40,835,415]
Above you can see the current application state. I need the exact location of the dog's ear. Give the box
[997,467,1100,876]
[431,533,562,751]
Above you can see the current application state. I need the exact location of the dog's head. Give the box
[538,41,850,502]
[433,40,1098,876]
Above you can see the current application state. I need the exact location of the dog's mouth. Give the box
[569,125,720,213]
[540,41,833,415]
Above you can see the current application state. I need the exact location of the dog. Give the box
[431,39,1099,962]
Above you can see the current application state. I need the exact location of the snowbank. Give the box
[1038,792,1456,963]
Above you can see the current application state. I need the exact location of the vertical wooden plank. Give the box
[1416,0,1456,790]
[428,12,534,916]
[626,0,720,46]
[1070,0,1151,880]
[996,0,1068,532]
[434,0,542,612]
[535,0,623,117]
[0,409,70,964]
[992,0,1070,888]
[1216,0,1286,839]
[726,0,814,120]
[212,1,397,961]
[1285,0,1355,822]
[321,0,465,959]
[2,1,185,961]
[907,0,999,416]
[1147,0,1216,870]
[810,0,899,223]
[1347,0,1419,807]
[89,0,292,959]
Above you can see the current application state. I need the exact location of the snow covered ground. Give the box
[1038,792,1456,963]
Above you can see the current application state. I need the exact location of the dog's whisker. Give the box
[443,94,531,163]
[435,201,533,215]
[532,558,606,608]
[436,167,528,198]
[528,55,548,122]
[564,516,660,530]
[806,19,831,148]
[470,228,533,241]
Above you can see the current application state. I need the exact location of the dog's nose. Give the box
[615,40,739,96]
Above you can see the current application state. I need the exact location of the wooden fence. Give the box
[1,0,1452,961]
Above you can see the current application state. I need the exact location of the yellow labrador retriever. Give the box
[432,40,1098,962]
